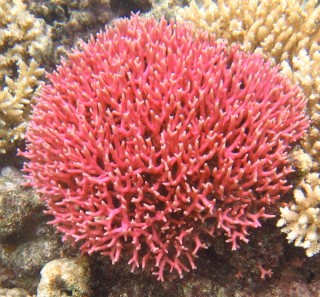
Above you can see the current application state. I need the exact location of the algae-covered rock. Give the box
[0,166,43,238]
[0,166,63,293]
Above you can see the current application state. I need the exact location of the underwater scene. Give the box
[0,0,320,296]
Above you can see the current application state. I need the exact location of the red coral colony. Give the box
[22,15,309,281]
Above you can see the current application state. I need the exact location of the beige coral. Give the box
[277,173,320,257]
[37,257,91,297]
[177,0,319,61]
[0,0,51,153]
[291,148,313,175]
[0,60,43,154]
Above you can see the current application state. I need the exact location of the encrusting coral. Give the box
[0,0,51,154]
[177,0,320,257]
[37,257,91,297]
[21,15,308,280]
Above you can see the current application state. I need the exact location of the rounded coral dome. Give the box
[22,15,309,280]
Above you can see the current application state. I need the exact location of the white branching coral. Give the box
[0,0,51,153]
[277,173,320,256]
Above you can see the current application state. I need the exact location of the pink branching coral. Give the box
[22,15,309,280]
